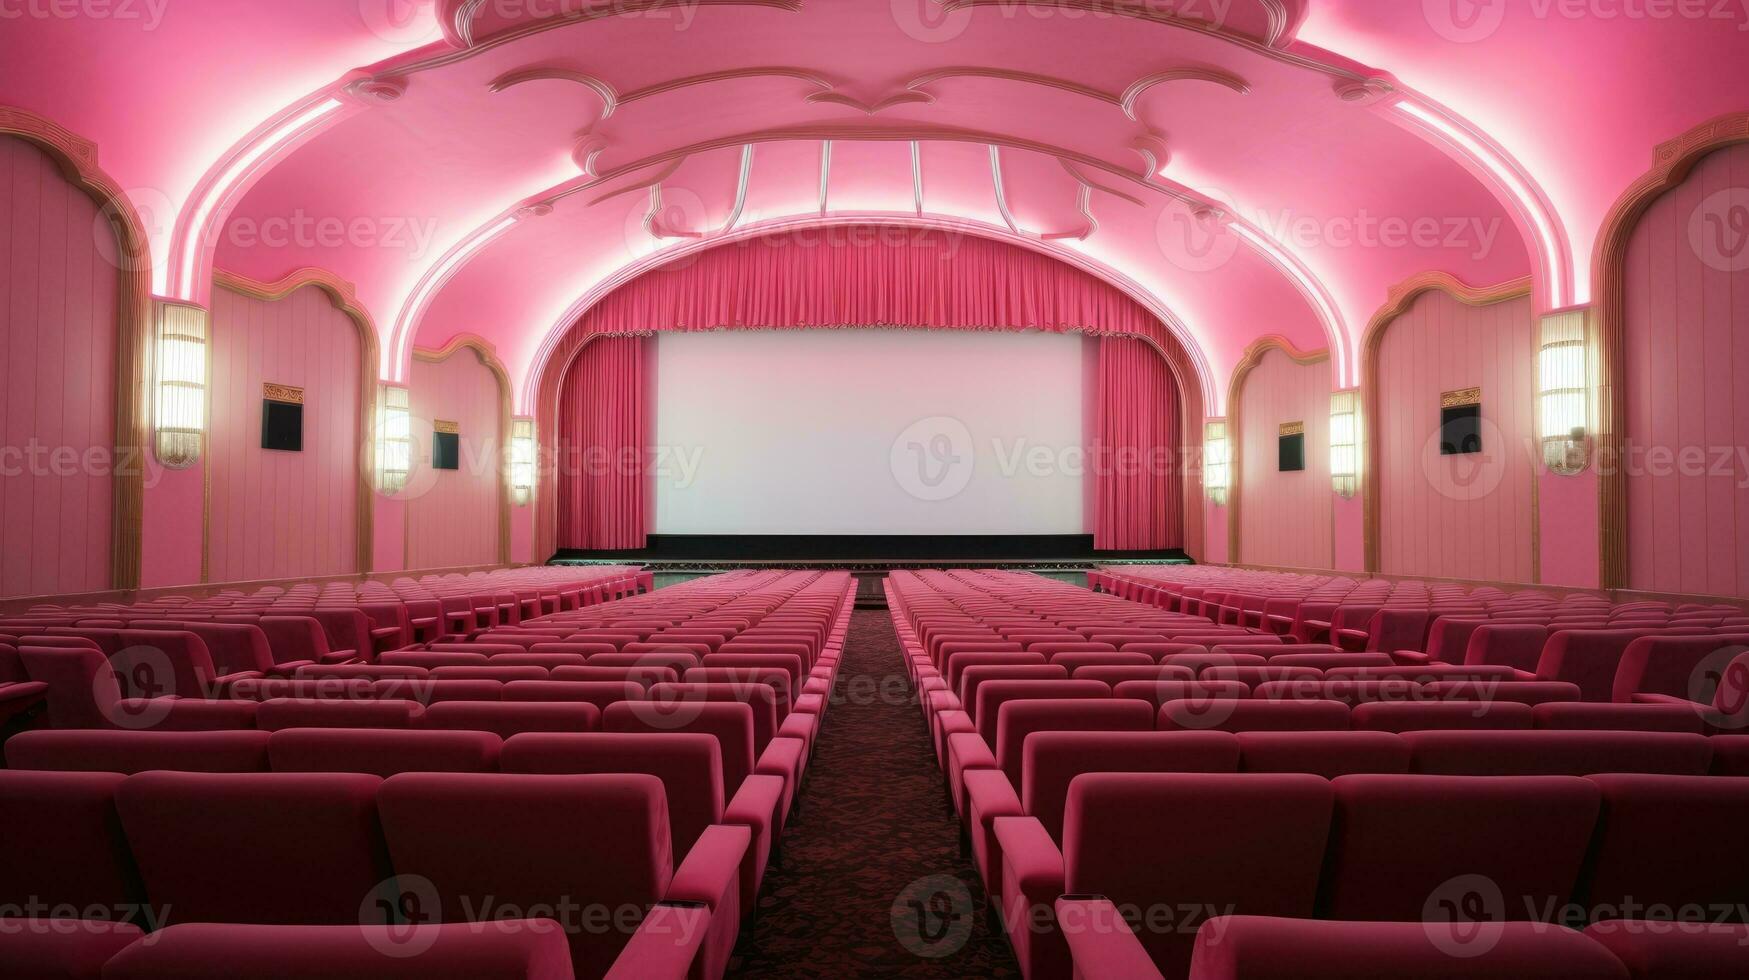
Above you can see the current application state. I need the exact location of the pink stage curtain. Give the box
[569,226,1165,339]
[1095,336,1183,552]
[557,336,649,550]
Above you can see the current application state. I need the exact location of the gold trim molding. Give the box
[1359,272,1535,578]
[1592,111,1749,590]
[1441,387,1482,409]
[412,334,514,566]
[213,268,382,577]
[1,105,152,591]
[1225,335,1332,565]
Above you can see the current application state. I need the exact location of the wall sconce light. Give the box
[1204,420,1229,505]
[1330,389,1359,499]
[153,302,208,469]
[510,417,536,506]
[1538,310,1590,476]
[376,384,411,494]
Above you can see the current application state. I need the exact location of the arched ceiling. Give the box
[4,0,1740,413]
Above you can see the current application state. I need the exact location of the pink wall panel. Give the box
[1376,290,1537,584]
[0,136,117,598]
[1624,142,1749,599]
[406,349,504,570]
[1238,349,1332,570]
[206,284,363,583]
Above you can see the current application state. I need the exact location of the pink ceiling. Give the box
[2,0,1739,411]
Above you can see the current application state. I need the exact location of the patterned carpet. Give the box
[726,610,1021,978]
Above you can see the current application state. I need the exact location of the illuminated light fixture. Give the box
[175,98,344,298]
[376,384,412,494]
[1204,420,1230,505]
[1538,310,1590,475]
[388,215,519,381]
[153,302,209,469]
[1330,389,1360,498]
[1392,100,1568,307]
[510,417,537,506]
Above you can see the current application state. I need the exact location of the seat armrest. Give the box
[1056,897,1164,980]
[208,670,265,694]
[265,660,316,677]
[933,709,975,767]
[604,902,712,980]
[996,816,1066,927]
[724,774,786,836]
[1390,650,1432,666]
[666,824,750,913]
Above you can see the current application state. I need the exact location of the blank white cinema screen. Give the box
[652,329,1092,535]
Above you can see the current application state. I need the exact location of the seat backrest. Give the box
[1579,774,1749,919]
[1022,731,1240,841]
[1317,774,1601,922]
[1253,679,1423,706]
[429,665,550,683]
[1071,664,1196,687]
[549,665,678,688]
[1159,652,1264,672]
[379,651,491,669]
[500,732,724,861]
[1350,700,1534,733]
[602,700,757,797]
[1531,702,1707,734]
[18,646,122,728]
[957,665,1070,717]
[1161,698,1351,734]
[1611,635,1749,704]
[699,652,804,687]
[648,682,779,754]
[1464,624,1551,671]
[372,678,505,705]
[588,652,699,675]
[1267,653,1396,671]
[376,772,672,979]
[1404,730,1712,776]
[502,680,645,712]
[255,698,423,731]
[972,680,1109,744]
[680,668,794,718]
[1205,666,1322,686]
[1110,679,1249,710]
[0,770,144,917]
[420,700,600,738]
[1534,629,1657,702]
[1424,680,1584,706]
[1063,773,1335,979]
[115,771,392,926]
[267,728,502,776]
[1237,731,1411,778]
[942,652,1048,691]
[6,730,271,774]
[993,698,1154,785]
[1187,916,1634,980]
